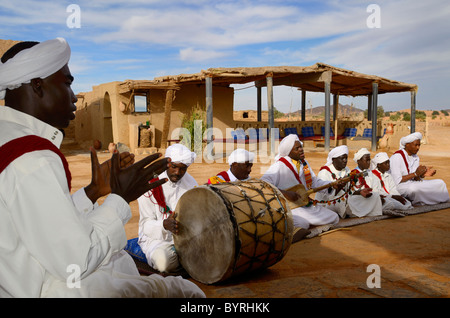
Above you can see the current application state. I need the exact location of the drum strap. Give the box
[0,135,72,191]
[394,150,410,174]
[148,179,172,215]
[278,157,303,186]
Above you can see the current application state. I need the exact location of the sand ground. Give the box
[63,124,450,298]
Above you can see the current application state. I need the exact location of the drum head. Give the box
[174,186,237,284]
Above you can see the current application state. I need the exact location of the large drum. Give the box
[174,179,293,284]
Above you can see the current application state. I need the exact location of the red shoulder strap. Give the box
[394,150,410,174]
[217,171,231,182]
[351,168,369,189]
[0,135,71,191]
[371,169,389,194]
[279,157,302,184]
[320,166,332,173]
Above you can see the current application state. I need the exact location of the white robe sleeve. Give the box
[7,150,130,282]
[389,153,408,185]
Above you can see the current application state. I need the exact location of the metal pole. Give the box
[411,90,416,133]
[266,74,275,156]
[301,90,306,121]
[371,82,378,151]
[324,81,331,151]
[257,86,262,122]
[205,76,213,158]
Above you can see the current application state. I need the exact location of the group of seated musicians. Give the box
[136,132,450,275]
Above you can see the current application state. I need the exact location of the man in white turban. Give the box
[207,148,255,184]
[390,132,449,205]
[0,39,204,297]
[316,146,382,218]
[349,148,383,217]
[137,143,198,274]
[370,152,412,211]
[261,134,339,240]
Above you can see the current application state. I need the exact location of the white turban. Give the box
[399,132,422,149]
[0,38,71,99]
[353,148,370,163]
[165,144,196,166]
[228,149,255,165]
[326,145,349,166]
[275,134,302,160]
[370,152,390,170]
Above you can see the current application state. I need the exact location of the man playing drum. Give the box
[207,148,254,184]
[137,144,198,274]
[0,39,204,297]
[261,134,339,239]
[389,132,449,206]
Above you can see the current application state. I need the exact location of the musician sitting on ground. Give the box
[389,132,449,206]
[137,144,198,274]
[207,148,254,184]
[0,39,204,298]
[315,146,382,218]
[370,152,412,211]
[261,134,339,240]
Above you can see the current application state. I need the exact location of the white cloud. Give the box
[179,47,232,62]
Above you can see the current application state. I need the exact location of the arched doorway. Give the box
[103,92,113,148]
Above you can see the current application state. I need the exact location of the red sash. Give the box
[372,169,389,194]
[0,135,72,191]
[320,165,337,180]
[351,168,369,189]
[217,171,231,182]
[394,150,410,174]
[279,157,303,185]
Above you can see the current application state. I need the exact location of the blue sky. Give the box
[1,0,449,113]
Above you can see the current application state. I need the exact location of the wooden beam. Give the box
[161,89,175,148]
[255,71,332,88]
[117,80,180,94]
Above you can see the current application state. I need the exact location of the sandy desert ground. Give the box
[63,122,450,299]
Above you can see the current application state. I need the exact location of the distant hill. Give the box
[285,103,364,117]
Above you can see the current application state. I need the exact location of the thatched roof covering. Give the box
[120,63,417,97]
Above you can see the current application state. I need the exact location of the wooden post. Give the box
[161,89,175,148]
[411,90,416,133]
[266,73,275,156]
[301,90,306,121]
[334,94,339,147]
[257,86,262,122]
[371,82,378,151]
[205,76,214,160]
[324,81,331,151]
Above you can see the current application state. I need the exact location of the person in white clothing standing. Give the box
[389,132,449,206]
[137,144,198,274]
[0,39,205,298]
